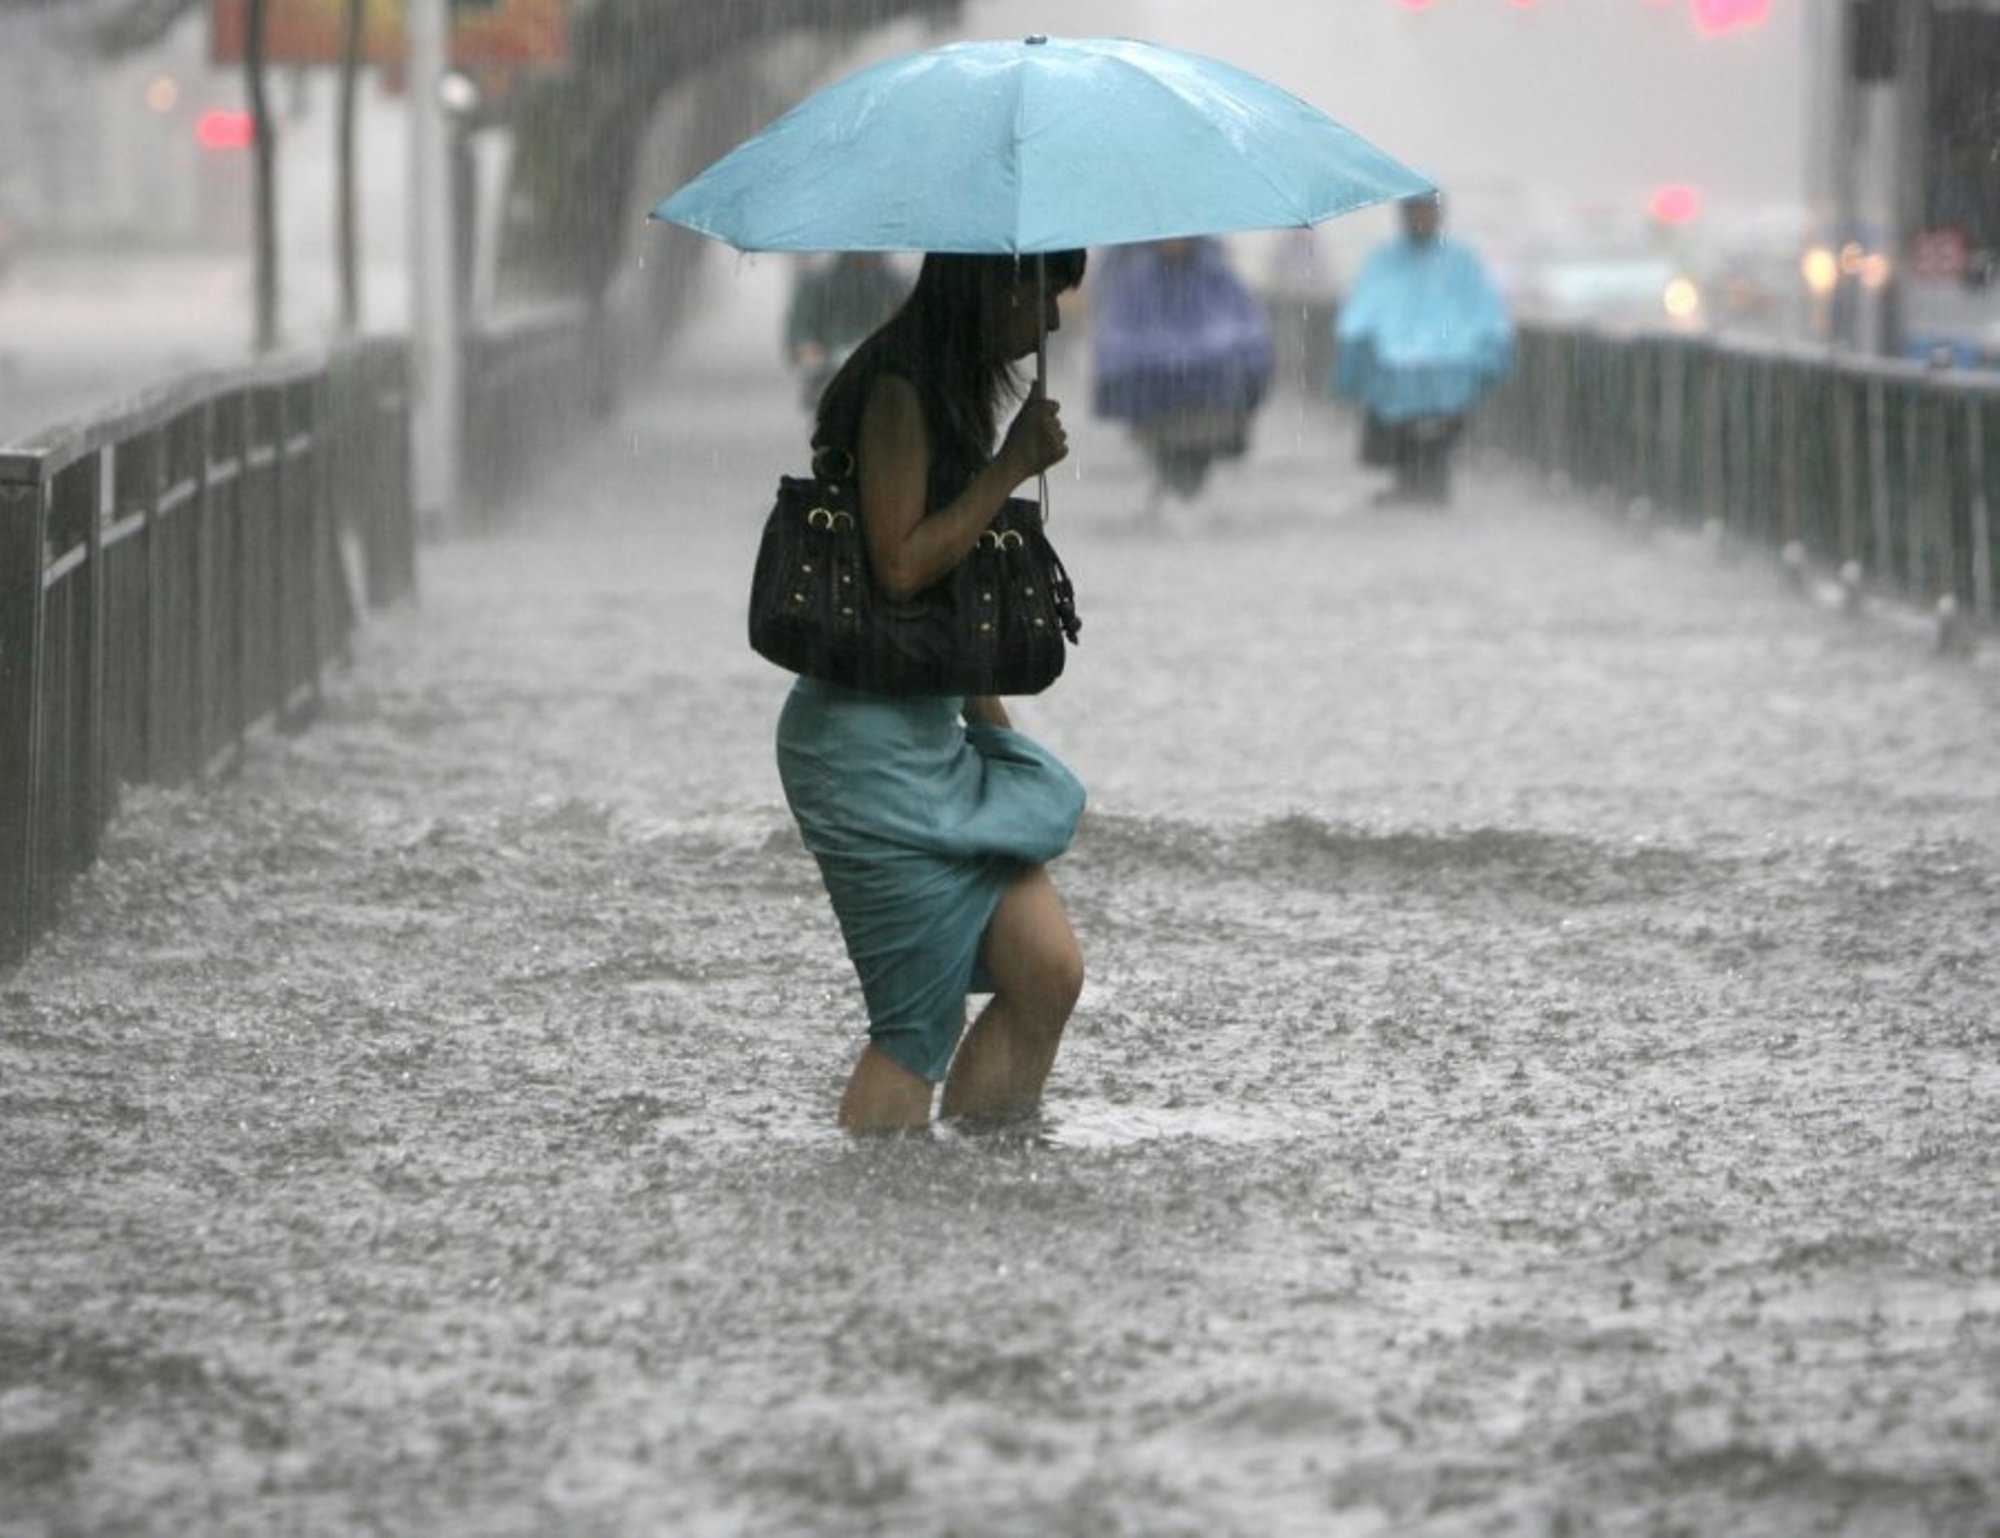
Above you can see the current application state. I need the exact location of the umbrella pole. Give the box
[1035,251,1048,392]
[1035,252,1050,520]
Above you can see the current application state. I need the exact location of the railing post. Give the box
[1904,386,1928,598]
[301,375,331,710]
[1700,350,1724,523]
[1659,340,1685,510]
[230,386,252,767]
[1926,382,1952,605]
[1751,357,1776,543]
[1867,378,1892,590]
[1546,333,1570,475]
[0,462,46,966]
[78,447,109,872]
[1776,361,1801,548]
[283,375,326,726]
[1629,340,1652,505]
[197,392,224,777]
[155,412,204,785]
[1834,370,1859,571]
[1970,396,1994,623]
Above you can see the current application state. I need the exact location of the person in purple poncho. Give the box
[1334,193,1514,507]
[1091,237,1276,509]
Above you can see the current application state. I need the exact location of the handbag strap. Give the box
[1028,518,1081,644]
[810,443,856,484]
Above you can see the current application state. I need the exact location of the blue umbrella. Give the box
[651,34,1432,255]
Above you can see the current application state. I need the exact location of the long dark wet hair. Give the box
[813,250,1087,493]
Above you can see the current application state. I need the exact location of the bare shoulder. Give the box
[859,370,927,453]
[860,368,921,420]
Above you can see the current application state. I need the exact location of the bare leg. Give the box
[839,1043,934,1135]
[941,867,1083,1125]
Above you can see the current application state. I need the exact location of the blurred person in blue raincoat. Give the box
[1092,237,1275,508]
[1334,193,1512,506]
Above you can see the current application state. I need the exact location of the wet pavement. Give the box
[3,269,1998,1537]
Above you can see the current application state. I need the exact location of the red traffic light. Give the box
[195,108,255,150]
[1692,0,1768,35]
[1647,184,1702,225]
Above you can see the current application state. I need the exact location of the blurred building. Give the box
[1808,0,2000,362]
[0,12,249,251]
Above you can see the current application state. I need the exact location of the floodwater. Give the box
[4,270,1998,1537]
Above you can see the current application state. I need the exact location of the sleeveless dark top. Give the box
[813,340,989,513]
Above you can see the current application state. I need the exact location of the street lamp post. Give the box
[408,0,460,530]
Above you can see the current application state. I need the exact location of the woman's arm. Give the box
[963,695,1011,729]
[855,374,1067,603]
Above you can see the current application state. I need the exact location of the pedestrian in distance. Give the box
[1333,192,1513,507]
[776,251,1091,1135]
[783,251,910,411]
[1091,237,1276,510]
[1263,226,1341,396]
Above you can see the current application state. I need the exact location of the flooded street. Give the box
[4,270,1998,1537]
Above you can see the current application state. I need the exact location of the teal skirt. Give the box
[776,678,1086,1082]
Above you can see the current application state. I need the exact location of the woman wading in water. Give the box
[776,251,1090,1134]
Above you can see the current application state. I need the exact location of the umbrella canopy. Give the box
[651,35,1432,254]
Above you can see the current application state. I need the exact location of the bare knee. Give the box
[984,869,1084,1022]
[1044,937,1084,1017]
[1008,932,1082,1025]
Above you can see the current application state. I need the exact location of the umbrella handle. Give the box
[1036,252,1051,525]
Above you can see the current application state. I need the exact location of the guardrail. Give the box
[0,341,410,966]
[461,300,606,514]
[1480,326,1999,632]
[1,298,610,967]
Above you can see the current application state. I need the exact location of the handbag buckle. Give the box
[810,444,856,482]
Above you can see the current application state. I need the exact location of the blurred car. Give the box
[1696,246,1809,337]
[1897,234,2000,369]
[1505,238,1703,332]
[1903,280,2000,371]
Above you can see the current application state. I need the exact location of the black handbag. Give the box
[749,450,1081,696]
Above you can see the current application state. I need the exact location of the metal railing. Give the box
[461,299,606,515]
[1479,326,2000,630]
[1,297,614,967]
[0,341,411,965]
